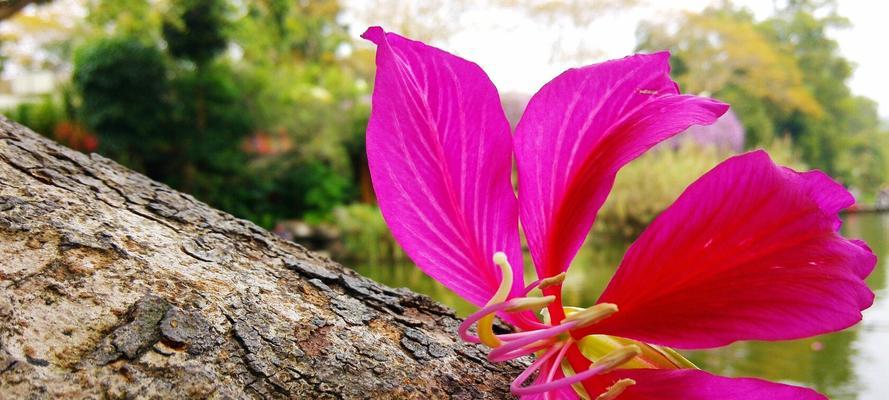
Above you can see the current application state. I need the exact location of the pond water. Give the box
[353,213,888,399]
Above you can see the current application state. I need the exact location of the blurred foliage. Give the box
[2,0,887,260]
[637,0,888,198]
[231,0,369,170]
[2,0,370,228]
[4,94,63,136]
[331,204,403,266]
[252,157,355,227]
[162,0,228,64]
[3,87,98,152]
[73,36,173,173]
[83,0,164,38]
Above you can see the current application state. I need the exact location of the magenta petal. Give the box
[585,150,876,348]
[605,369,826,400]
[514,52,728,279]
[361,27,525,308]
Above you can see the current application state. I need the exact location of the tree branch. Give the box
[0,116,525,399]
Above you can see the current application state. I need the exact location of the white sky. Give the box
[351,0,889,118]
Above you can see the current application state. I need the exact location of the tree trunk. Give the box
[0,0,48,22]
[0,117,525,399]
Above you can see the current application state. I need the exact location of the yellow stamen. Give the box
[478,252,514,348]
[563,303,619,327]
[595,379,636,400]
[505,295,556,312]
[591,345,642,373]
[538,272,567,290]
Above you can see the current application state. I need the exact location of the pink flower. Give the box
[362,26,876,399]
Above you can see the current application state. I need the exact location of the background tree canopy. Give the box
[636,1,888,199]
[2,0,887,234]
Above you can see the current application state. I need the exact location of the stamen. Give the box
[490,338,559,362]
[563,303,619,327]
[477,252,515,348]
[538,272,567,290]
[590,345,642,374]
[458,301,512,344]
[595,379,636,400]
[488,322,576,362]
[546,339,573,383]
[511,344,626,395]
[510,344,563,394]
[505,295,556,312]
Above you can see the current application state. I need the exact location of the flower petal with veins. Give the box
[592,369,826,400]
[514,53,728,280]
[586,151,876,348]
[362,27,527,319]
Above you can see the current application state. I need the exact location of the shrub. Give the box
[331,203,403,266]
[73,36,172,174]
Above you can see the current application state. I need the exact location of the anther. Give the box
[505,296,556,312]
[563,303,618,327]
[595,378,636,400]
[591,345,642,373]
[538,272,566,290]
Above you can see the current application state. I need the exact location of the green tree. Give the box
[637,5,822,140]
[637,0,887,195]
[161,0,252,198]
[84,0,163,38]
[162,0,229,65]
[233,0,366,165]
[761,1,885,187]
[228,0,368,222]
[72,36,173,175]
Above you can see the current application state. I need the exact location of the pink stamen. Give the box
[542,341,573,400]
[495,329,551,340]
[509,344,562,394]
[488,321,577,362]
[517,318,551,330]
[546,339,573,383]
[522,279,542,296]
[488,338,558,362]
[513,362,609,395]
[458,301,512,343]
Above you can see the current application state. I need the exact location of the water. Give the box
[353,213,888,399]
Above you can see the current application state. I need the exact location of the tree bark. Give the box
[0,117,526,399]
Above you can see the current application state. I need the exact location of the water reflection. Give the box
[352,213,887,399]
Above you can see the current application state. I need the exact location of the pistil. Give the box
[477,252,514,347]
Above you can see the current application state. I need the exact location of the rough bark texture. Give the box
[0,117,526,399]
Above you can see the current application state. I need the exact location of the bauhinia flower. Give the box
[362,26,876,399]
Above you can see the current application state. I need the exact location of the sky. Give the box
[351,0,889,118]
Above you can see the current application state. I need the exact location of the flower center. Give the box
[458,252,696,399]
